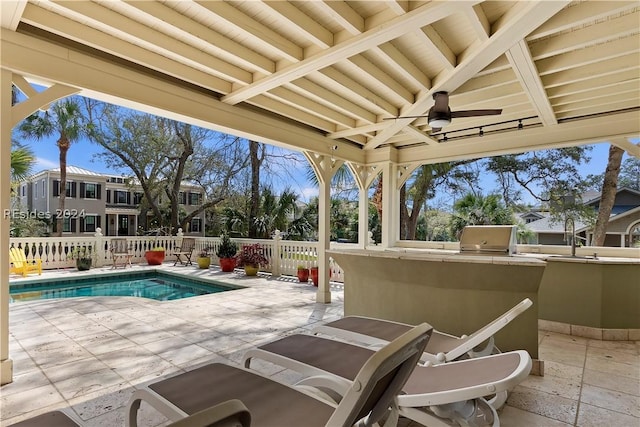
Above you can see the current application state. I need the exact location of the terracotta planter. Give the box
[310,266,319,286]
[144,250,165,265]
[219,257,236,272]
[297,268,309,282]
[197,257,211,269]
[244,265,259,276]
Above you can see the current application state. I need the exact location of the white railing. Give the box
[13,230,640,284]
[196,233,347,281]
[9,228,347,283]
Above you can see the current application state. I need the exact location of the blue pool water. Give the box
[10,272,239,302]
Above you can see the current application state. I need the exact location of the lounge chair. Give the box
[127,323,432,427]
[243,334,532,427]
[9,247,42,277]
[312,298,533,365]
[173,237,196,266]
[8,400,251,427]
[110,238,134,269]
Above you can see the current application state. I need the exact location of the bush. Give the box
[234,243,268,268]
[68,245,95,260]
[216,233,238,258]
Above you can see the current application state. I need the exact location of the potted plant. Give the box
[69,245,95,271]
[144,246,165,265]
[297,265,309,282]
[234,243,268,276]
[310,266,319,286]
[196,246,213,269]
[216,233,238,272]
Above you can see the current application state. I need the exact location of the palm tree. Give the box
[10,144,35,183]
[253,187,298,238]
[449,193,514,239]
[18,98,86,236]
[10,87,35,184]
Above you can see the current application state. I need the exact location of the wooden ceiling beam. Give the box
[261,1,333,49]
[290,79,376,123]
[123,1,275,74]
[221,1,480,105]
[529,1,637,41]
[193,0,303,62]
[19,4,234,93]
[506,40,557,125]
[365,1,571,151]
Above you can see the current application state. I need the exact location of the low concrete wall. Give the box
[329,250,545,359]
[539,259,640,329]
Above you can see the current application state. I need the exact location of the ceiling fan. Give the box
[385,91,503,132]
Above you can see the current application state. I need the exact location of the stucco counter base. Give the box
[328,249,546,360]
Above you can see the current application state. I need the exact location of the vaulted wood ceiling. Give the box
[2,1,639,165]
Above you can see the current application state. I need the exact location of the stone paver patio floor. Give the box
[2,265,638,426]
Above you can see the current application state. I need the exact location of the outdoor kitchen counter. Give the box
[328,249,545,359]
[535,254,640,333]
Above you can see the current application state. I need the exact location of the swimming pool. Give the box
[10,271,241,302]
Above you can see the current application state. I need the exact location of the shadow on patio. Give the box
[2,266,638,426]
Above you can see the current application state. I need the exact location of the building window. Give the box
[114,190,129,204]
[191,218,202,233]
[84,183,97,199]
[63,218,72,233]
[41,179,45,197]
[21,185,26,197]
[83,215,97,232]
[34,182,37,199]
[189,192,201,206]
[54,181,77,198]
[179,191,187,205]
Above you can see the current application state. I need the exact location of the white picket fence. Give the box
[9,228,346,282]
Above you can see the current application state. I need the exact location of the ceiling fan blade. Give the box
[450,109,502,118]
[430,127,442,133]
[433,91,449,112]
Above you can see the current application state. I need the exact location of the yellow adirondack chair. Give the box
[9,247,42,277]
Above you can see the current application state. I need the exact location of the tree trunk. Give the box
[592,145,624,246]
[55,137,70,237]
[170,122,194,234]
[371,177,383,221]
[399,185,408,239]
[248,140,262,238]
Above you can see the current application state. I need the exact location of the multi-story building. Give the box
[16,166,205,236]
[519,188,640,247]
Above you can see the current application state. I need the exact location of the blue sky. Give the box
[18,131,626,205]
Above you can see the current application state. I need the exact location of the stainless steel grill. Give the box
[458,225,517,256]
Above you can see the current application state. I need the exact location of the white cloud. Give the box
[300,187,318,201]
[34,157,58,171]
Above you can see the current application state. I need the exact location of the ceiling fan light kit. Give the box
[389,91,503,133]
[427,109,451,129]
